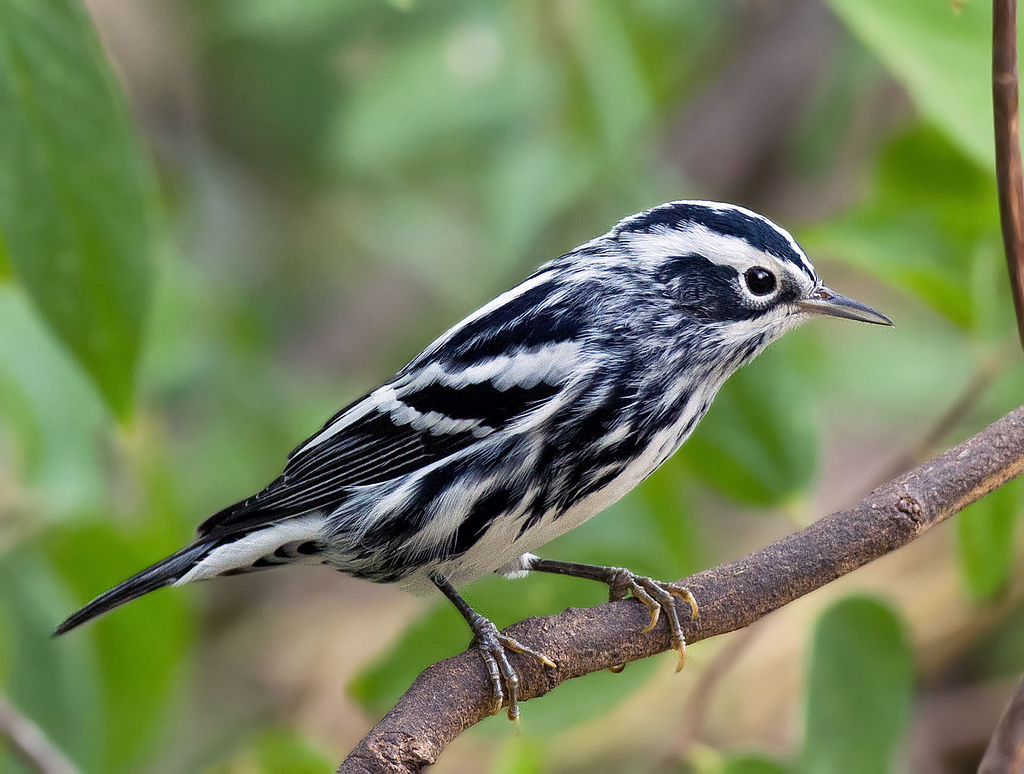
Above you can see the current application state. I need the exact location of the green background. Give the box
[0,1,1021,772]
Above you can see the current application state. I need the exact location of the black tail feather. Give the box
[54,542,211,635]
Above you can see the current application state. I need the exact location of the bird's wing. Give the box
[197,269,588,537]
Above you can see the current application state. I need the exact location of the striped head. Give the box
[569,200,893,371]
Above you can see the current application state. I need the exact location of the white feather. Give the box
[175,515,324,584]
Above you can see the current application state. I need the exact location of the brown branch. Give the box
[977,9,1024,772]
[994,0,1024,350]
[339,406,1024,773]
[979,677,1024,774]
[0,695,79,774]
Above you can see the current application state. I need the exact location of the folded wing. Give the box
[197,269,588,538]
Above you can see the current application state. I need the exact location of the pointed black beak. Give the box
[795,286,893,326]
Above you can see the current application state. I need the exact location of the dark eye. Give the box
[744,267,776,296]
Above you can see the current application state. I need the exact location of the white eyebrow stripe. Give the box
[681,200,815,278]
[623,223,804,283]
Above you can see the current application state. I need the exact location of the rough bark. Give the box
[339,406,1024,774]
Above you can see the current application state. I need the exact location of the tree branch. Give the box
[979,677,1024,774]
[0,695,79,774]
[339,406,1024,773]
[994,0,1024,350]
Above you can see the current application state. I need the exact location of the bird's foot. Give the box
[605,568,698,672]
[469,615,556,721]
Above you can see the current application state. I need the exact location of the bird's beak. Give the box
[795,286,893,326]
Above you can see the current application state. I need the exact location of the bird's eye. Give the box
[744,267,777,296]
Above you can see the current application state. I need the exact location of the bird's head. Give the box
[593,200,891,368]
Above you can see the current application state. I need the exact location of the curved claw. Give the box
[616,573,696,674]
[674,643,687,672]
[666,583,700,619]
[470,618,556,720]
[526,560,697,678]
[499,634,557,669]
[633,583,661,633]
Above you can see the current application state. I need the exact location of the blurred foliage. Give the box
[804,126,1001,329]
[827,0,996,169]
[0,0,157,418]
[958,477,1024,600]
[715,758,791,774]
[0,0,1020,773]
[205,729,335,774]
[801,598,913,774]
[700,598,913,774]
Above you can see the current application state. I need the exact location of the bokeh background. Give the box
[1,1,1023,772]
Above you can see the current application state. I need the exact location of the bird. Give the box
[55,200,892,720]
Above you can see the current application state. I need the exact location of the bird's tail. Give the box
[54,541,213,635]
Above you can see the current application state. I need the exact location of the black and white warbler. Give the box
[56,201,891,719]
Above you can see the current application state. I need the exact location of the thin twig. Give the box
[978,6,1024,771]
[338,406,1024,774]
[994,0,1024,350]
[979,677,1024,774]
[0,696,79,774]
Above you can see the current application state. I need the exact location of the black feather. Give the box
[54,542,211,636]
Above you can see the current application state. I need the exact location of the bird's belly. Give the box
[414,419,692,591]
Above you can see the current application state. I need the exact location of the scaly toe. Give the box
[667,583,699,619]
[475,646,505,715]
[631,581,662,633]
[470,616,555,720]
[618,573,697,672]
[499,634,557,669]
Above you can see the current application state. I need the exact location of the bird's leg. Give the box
[526,557,698,672]
[431,574,555,721]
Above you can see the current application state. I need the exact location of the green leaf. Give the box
[0,230,11,282]
[0,286,107,518]
[803,126,999,327]
[827,0,995,169]
[0,0,158,418]
[957,476,1023,600]
[45,521,195,772]
[348,593,470,719]
[975,599,1024,678]
[0,552,101,771]
[202,728,335,774]
[330,7,534,174]
[632,460,704,575]
[718,755,793,774]
[562,0,655,153]
[802,597,913,774]
[491,736,546,774]
[680,340,816,507]
[251,729,335,773]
